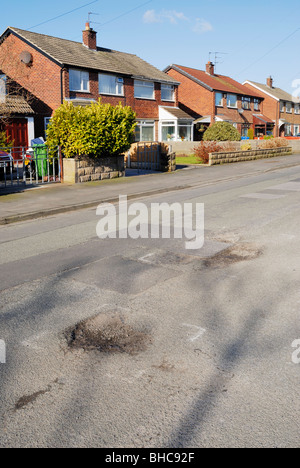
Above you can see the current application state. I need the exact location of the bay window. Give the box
[134,80,154,99]
[161,121,176,141]
[69,69,89,92]
[99,74,124,95]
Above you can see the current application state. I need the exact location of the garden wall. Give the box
[209,147,292,166]
[63,156,125,184]
[170,140,300,154]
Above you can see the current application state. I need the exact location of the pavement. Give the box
[1,154,300,225]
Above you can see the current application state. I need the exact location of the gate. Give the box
[0,145,62,189]
[126,142,161,173]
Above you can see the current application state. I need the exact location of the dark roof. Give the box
[0,95,34,114]
[165,64,262,97]
[4,27,178,85]
[244,80,300,103]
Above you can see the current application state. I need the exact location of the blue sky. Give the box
[1,0,300,94]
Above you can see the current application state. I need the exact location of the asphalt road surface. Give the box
[0,163,300,448]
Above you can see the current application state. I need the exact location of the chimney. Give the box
[206,61,215,76]
[82,22,97,50]
[267,76,273,88]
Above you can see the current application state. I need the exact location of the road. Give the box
[0,162,300,448]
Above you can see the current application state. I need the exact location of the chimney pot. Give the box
[267,76,273,88]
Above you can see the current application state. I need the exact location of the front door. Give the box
[5,118,28,159]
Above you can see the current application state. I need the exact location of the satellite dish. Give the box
[238,108,244,114]
[20,51,33,65]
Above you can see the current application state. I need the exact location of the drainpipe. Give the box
[60,66,65,104]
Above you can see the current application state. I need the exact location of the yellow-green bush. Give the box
[46,100,136,158]
[241,142,252,151]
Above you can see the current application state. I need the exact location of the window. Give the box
[254,99,260,111]
[135,121,155,142]
[99,74,124,96]
[227,94,237,108]
[0,74,7,100]
[161,121,176,141]
[241,124,250,138]
[286,102,292,113]
[285,124,292,136]
[69,69,89,92]
[242,96,251,110]
[44,117,51,136]
[215,92,223,107]
[177,121,192,141]
[280,101,285,112]
[295,104,300,114]
[294,125,300,135]
[134,80,154,99]
[161,84,175,101]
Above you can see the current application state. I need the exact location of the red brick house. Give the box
[0,24,193,146]
[164,62,274,140]
[243,77,300,137]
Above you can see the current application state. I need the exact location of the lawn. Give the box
[176,154,202,165]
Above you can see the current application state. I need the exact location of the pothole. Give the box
[203,243,262,268]
[66,313,152,356]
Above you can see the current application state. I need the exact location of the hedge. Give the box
[46,100,136,158]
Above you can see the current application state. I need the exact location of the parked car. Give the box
[0,150,13,180]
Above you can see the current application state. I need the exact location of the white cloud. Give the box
[143,9,188,25]
[143,10,213,35]
[193,18,213,34]
[143,10,161,24]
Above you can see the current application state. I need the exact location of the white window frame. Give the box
[227,94,237,108]
[0,74,7,101]
[161,84,175,102]
[99,74,124,96]
[134,80,155,100]
[135,120,155,142]
[285,124,292,136]
[294,124,300,135]
[294,104,300,114]
[280,101,285,112]
[286,102,292,114]
[69,69,90,92]
[215,92,223,107]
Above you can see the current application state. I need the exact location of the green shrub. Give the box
[0,130,13,148]
[203,122,241,142]
[46,100,136,158]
